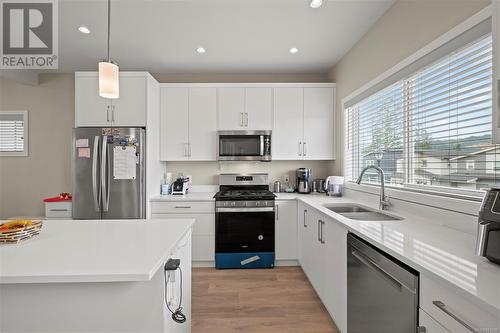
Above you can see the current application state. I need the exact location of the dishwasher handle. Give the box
[351,249,403,292]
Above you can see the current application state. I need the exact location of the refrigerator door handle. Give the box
[92,135,100,212]
[101,136,110,212]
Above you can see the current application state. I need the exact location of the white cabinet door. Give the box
[75,76,110,127]
[275,200,297,261]
[160,87,189,161]
[188,88,217,161]
[323,217,347,333]
[297,202,307,265]
[217,88,245,130]
[419,309,450,333]
[245,88,272,130]
[273,88,304,160]
[303,88,334,160]
[111,76,146,127]
[302,208,324,295]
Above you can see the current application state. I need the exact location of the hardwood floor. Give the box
[192,266,340,333]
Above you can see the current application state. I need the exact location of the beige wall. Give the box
[0,75,75,218]
[165,160,336,186]
[328,0,491,175]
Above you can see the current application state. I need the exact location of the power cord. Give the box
[164,259,187,324]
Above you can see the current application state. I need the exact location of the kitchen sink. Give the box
[323,204,402,221]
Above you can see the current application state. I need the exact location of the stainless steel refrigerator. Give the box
[72,127,146,219]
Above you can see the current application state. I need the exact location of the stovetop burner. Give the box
[214,189,275,201]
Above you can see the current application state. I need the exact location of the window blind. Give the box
[345,33,496,191]
[0,112,26,154]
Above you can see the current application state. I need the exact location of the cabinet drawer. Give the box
[420,274,499,332]
[45,202,72,219]
[419,308,450,333]
[151,201,214,214]
[151,213,214,236]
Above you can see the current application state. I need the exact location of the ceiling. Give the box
[55,0,394,74]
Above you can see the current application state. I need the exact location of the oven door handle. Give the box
[216,207,275,213]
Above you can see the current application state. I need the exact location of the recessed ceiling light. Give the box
[289,47,299,54]
[310,0,322,8]
[78,26,91,34]
[196,47,206,54]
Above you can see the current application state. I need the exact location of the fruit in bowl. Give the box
[0,220,34,232]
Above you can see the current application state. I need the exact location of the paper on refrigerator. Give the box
[113,146,137,180]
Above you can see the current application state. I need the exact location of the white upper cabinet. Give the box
[217,87,272,130]
[273,86,335,160]
[75,76,110,127]
[75,72,149,127]
[273,88,304,160]
[217,88,245,130]
[110,76,146,127]
[160,87,217,161]
[188,88,217,161]
[245,88,272,130]
[160,88,189,161]
[303,88,334,160]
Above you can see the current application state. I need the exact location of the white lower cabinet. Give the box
[151,201,215,263]
[419,309,450,333]
[420,274,500,333]
[275,200,297,261]
[298,202,347,333]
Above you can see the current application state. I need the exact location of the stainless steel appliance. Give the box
[72,127,145,219]
[214,174,276,269]
[476,188,500,265]
[172,177,189,195]
[273,181,282,193]
[313,179,326,193]
[296,168,312,193]
[347,233,419,333]
[217,130,271,161]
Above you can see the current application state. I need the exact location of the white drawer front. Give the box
[45,202,72,219]
[419,308,450,333]
[151,213,214,236]
[420,275,499,333]
[151,201,214,214]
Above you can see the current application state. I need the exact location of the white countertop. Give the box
[150,192,216,202]
[150,191,500,316]
[0,219,194,284]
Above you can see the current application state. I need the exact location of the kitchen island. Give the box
[0,219,194,333]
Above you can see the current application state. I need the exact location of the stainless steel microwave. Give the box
[217,130,272,161]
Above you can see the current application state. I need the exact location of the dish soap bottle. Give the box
[161,174,170,196]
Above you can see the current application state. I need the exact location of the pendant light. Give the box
[99,0,119,99]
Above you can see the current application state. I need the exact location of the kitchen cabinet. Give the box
[160,87,217,161]
[75,72,148,127]
[151,201,215,263]
[420,274,500,333]
[273,86,335,160]
[297,202,347,333]
[217,87,272,130]
[419,309,450,333]
[275,200,298,261]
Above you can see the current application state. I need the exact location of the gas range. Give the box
[214,173,276,269]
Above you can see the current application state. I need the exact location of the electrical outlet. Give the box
[283,174,290,183]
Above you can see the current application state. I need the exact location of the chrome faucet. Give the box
[356,165,390,210]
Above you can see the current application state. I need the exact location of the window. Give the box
[345,31,496,192]
[0,111,28,156]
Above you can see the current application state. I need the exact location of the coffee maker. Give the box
[476,188,500,265]
[296,168,312,194]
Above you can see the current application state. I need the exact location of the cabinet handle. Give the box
[112,105,115,122]
[240,112,244,127]
[317,220,321,242]
[275,203,279,220]
[303,209,307,227]
[174,206,191,209]
[106,105,110,122]
[298,142,302,156]
[244,112,249,127]
[49,209,68,212]
[303,141,307,156]
[183,143,188,157]
[320,220,325,244]
[188,143,192,157]
[432,301,479,333]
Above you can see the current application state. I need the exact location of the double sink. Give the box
[323,203,402,221]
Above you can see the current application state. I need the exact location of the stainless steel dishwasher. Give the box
[347,233,419,333]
